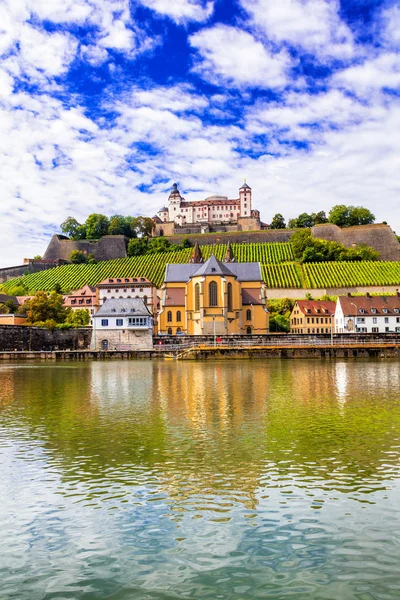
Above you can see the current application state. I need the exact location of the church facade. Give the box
[158,244,269,336]
[153,182,263,236]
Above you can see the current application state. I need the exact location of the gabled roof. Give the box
[338,295,400,315]
[164,255,262,282]
[296,300,336,315]
[94,298,151,318]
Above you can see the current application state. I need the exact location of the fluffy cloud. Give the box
[138,0,214,23]
[334,53,400,95]
[241,0,354,59]
[190,25,292,88]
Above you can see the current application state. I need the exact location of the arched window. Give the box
[167,327,172,335]
[227,282,233,312]
[167,311,172,322]
[195,283,200,311]
[176,310,181,322]
[209,281,218,307]
[246,309,252,321]
[246,326,252,335]
[176,327,181,333]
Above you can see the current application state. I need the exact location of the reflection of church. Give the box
[158,243,269,335]
[153,182,265,236]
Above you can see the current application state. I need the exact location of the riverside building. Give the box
[335,293,400,333]
[92,298,153,351]
[158,243,269,336]
[290,300,336,334]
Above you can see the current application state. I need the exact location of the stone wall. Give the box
[0,326,92,352]
[43,234,128,262]
[0,260,67,284]
[92,328,153,351]
[162,229,294,246]
[312,224,400,261]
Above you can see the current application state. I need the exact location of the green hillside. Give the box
[2,241,400,292]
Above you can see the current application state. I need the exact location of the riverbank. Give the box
[2,342,400,360]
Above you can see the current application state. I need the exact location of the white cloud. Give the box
[190,25,292,88]
[19,26,78,78]
[138,0,214,23]
[379,4,400,49]
[334,53,400,94]
[241,0,354,59]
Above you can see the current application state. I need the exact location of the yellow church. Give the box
[158,243,269,335]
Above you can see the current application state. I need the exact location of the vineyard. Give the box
[2,241,400,292]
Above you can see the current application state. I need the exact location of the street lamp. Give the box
[349,302,359,334]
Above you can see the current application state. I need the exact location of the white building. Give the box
[92,298,153,350]
[96,277,158,317]
[335,293,400,333]
[157,182,257,226]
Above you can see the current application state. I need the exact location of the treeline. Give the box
[291,229,379,263]
[61,215,154,240]
[270,205,376,229]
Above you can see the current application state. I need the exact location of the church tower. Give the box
[239,181,252,217]
[168,183,182,222]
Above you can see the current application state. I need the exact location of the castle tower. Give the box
[189,242,203,263]
[223,241,235,262]
[168,183,182,222]
[239,180,252,218]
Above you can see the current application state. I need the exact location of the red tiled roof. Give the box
[165,288,185,306]
[97,277,154,286]
[296,300,336,315]
[338,295,400,315]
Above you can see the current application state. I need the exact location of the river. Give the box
[1,359,400,599]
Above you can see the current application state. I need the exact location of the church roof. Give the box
[164,255,262,283]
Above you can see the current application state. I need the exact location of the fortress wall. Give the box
[43,235,128,262]
[0,260,65,284]
[163,229,294,246]
[312,223,400,261]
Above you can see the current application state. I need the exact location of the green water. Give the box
[1,360,400,600]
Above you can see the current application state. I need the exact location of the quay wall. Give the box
[0,325,92,352]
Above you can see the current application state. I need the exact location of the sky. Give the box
[0,0,399,267]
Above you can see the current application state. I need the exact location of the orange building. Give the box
[290,300,336,334]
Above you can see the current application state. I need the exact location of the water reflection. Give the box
[1,360,400,599]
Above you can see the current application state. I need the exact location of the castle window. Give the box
[209,281,218,307]
[246,309,252,321]
[177,311,182,322]
[195,283,200,311]
[167,311,172,322]
[227,283,233,312]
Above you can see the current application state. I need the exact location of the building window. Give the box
[373,317,377,324]
[246,309,252,321]
[167,311,172,322]
[195,283,200,311]
[209,281,218,307]
[227,283,233,312]
[116,319,123,326]
[385,317,389,323]
[101,319,108,327]
[246,326,252,335]
[177,310,182,322]
[176,327,181,334]
[167,327,172,335]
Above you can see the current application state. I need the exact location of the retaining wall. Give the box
[0,326,92,352]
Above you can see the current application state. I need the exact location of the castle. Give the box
[153,182,265,236]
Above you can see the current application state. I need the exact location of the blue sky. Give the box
[0,0,400,266]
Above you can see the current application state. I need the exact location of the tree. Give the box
[127,237,148,257]
[108,215,134,237]
[147,237,172,253]
[87,254,97,264]
[0,304,10,314]
[290,229,313,259]
[311,211,328,225]
[70,250,87,264]
[24,291,67,325]
[33,255,42,260]
[85,213,110,239]
[66,309,90,327]
[53,283,63,294]
[130,217,154,238]
[270,213,286,229]
[61,217,81,239]
[328,205,375,228]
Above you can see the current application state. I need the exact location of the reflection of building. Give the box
[158,244,269,335]
[63,284,98,323]
[153,182,265,236]
[290,300,336,334]
[92,298,153,350]
[335,292,400,333]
